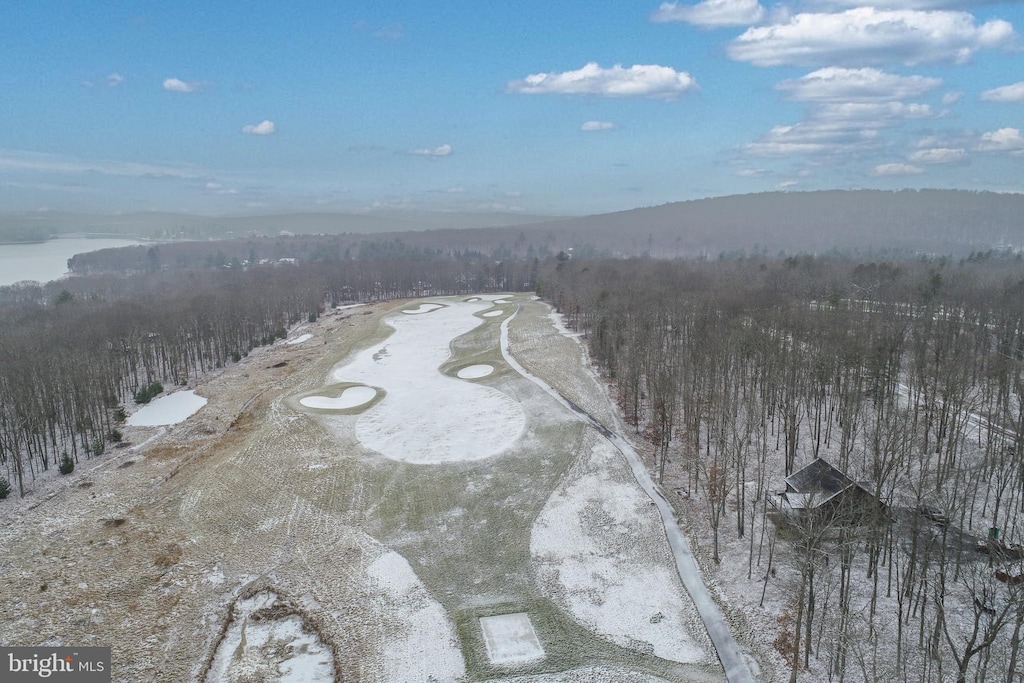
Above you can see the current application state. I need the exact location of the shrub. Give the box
[134,381,164,404]
[109,429,123,443]
[58,452,75,475]
[113,406,127,422]
[0,476,11,499]
[308,312,318,323]
[231,351,242,363]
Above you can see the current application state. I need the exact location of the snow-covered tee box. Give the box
[479,612,545,665]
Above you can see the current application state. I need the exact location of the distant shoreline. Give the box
[0,233,153,246]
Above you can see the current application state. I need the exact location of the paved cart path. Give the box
[501,306,759,683]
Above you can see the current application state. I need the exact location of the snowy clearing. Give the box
[402,303,444,314]
[365,551,466,681]
[483,309,505,317]
[286,333,313,345]
[126,390,207,426]
[531,436,712,666]
[299,385,376,410]
[335,303,365,310]
[457,364,494,379]
[479,612,545,665]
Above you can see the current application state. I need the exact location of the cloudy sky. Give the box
[1,0,1022,216]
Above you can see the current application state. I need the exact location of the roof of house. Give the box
[786,458,856,497]
[784,458,873,509]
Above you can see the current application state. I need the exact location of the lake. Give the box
[0,237,144,287]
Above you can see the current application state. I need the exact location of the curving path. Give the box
[501,305,758,683]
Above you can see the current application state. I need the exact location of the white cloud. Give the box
[909,147,967,163]
[163,77,202,93]
[823,0,1012,8]
[942,91,963,104]
[977,127,1024,151]
[873,162,925,175]
[242,120,276,135]
[727,8,1014,67]
[775,67,941,102]
[581,120,616,131]
[981,81,1024,102]
[507,62,696,99]
[745,141,829,156]
[744,100,934,158]
[736,168,766,177]
[777,180,799,189]
[410,144,453,157]
[651,0,765,27]
[106,72,124,87]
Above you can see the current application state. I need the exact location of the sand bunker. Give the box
[482,310,504,318]
[493,298,511,305]
[465,297,481,302]
[402,303,443,314]
[300,386,376,410]
[480,613,545,665]
[127,390,207,426]
[457,364,494,379]
[287,333,313,345]
[328,299,525,464]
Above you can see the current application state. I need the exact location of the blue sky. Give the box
[1,0,1022,217]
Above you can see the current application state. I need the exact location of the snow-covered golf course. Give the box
[0,294,738,682]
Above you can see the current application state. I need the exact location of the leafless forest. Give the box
[539,253,1024,682]
[3,242,1024,681]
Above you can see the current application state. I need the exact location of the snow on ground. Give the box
[531,435,713,666]
[299,386,376,410]
[126,390,207,426]
[547,311,582,340]
[205,591,335,683]
[483,309,505,317]
[480,612,545,665]
[286,333,313,345]
[457,364,494,379]
[326,299,525,463]
[488,666,674,682]
[365,550,466,681]
[402,303,444,314]
[335,303,365,310]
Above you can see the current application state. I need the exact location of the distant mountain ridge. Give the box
[0,209,562,243]
[518,189,1024,257]
[7,190,1022,256]
[289,189,1024,258]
